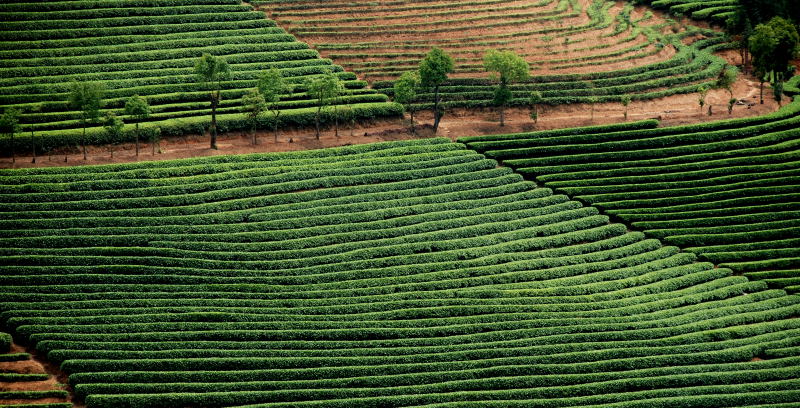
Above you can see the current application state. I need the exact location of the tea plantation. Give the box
[0,0,400,151]
[2,138,800,406]
[463,99,800,293]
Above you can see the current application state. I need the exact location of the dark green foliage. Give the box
[469,99,800,291]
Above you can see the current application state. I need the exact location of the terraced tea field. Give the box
[462,99,800,293]
[0,0,400,152]
[638,0,739,23]
[2,138,800,407]
[260,0,732,110]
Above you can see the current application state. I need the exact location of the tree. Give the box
[750,22,777,104]
[0,108,21,164]
[393,71,420,134]
[68,81,104,160]
[773,79,784,106]
[588,95,599,122]
[541,35,554,53]
[483,50,529,127]
[716,65,738,114]
[124,95,150,157]
[102,111,123,159]
[258,67,291,143]
[194,53,230,149]
[620,94,632,121]
[306,71,343,140]
[149,127,161,155]
[697,85,709,115]
[27,104,41,163]
[241,88,266,145]
[529,91,543,124]
[419,47,454,133]
[749,17,799,104]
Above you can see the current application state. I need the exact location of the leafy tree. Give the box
[27,104,41,163]
[749,17,799,103]
[0,108,21,164]
[620,94,632,121]
[194,53,230,149]
[749,23,776,104]
[773,79,785,106]
[697,85,709,115]
[306,71,343,139]
[483,50,529,127]
[529,91,543,124]
[258,67,291,143]
[68,81,104,160]
[588,95,599,122]
[419,47,454,133]
[393,71,420,134]
[124,95,150,157]
[149,127,161,155]
[541,35,554,52]
[717,65,738,97]
[241,88,266,145]
[716,65,738,114]
[102,111,123,159]
[335,87,356,137]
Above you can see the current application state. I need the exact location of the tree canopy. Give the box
[483,50,529,85]
[419,47,454,89]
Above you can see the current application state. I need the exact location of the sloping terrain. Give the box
[0,0,399,152]
[462,99,800,293]
[1,138,800,407]
[637,0,739,23]
[0,332,72,408]
[259,0,732,110]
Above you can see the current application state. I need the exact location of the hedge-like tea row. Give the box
[0,0,397,152]
[1,138,800,407]
[463,98,800,292]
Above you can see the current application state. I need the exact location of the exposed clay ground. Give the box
[266,0,681,80]
[1,72,779,169]
[0,342,78,407]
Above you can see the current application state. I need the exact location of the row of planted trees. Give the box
[390,47,641,133]
[0,84,151,163]
[0,53,357,162]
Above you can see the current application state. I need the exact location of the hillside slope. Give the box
[1,138,799,406]
[462,99,800,293]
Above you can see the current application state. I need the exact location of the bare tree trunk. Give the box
[760,82,764,104]
[274,110,280,143]
[10,132,14,164]
[31,130,36,163]
[315,106,321,140]
[82,125,87,160]
[334,105,339,138]
[252,119,257,145]
[135,122,140,156]
[432,86,442,133]
[210,92,218,149]
[410,110,415,135]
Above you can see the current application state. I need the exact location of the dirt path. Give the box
[1,74,779,169]
[0,342,77,407]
